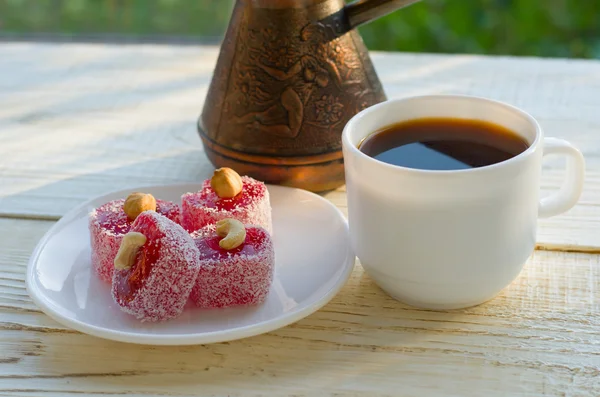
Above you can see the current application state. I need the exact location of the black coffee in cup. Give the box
[358,117,529,170]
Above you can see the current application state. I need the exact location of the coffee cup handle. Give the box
[538,137,585,218]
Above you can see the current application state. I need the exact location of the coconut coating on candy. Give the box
[89,198,180,282]
[112,211,200,322]
[181,176,272,234]
[190,224,275,308]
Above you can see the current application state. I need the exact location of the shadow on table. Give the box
[0,45,487,220]
[16,250,600,394]
[5,45,600,395]
[0,147,214,219]
[28,267,479,390]
[0,43,216,217]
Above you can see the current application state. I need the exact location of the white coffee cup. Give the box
[342,95,585,310]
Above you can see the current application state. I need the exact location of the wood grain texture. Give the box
[0,218,599,396]
[1,43,600,396]
[1,43,600,249]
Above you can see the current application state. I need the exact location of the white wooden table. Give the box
[1,42,599,397]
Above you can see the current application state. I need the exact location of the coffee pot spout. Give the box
[345,0,422,28]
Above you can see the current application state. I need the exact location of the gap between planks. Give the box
[2,213,598,255]
[0,212,60,222]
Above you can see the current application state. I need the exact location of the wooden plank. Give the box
[0,219,52,313]
[0,42,599,249]
[1,218,599,396]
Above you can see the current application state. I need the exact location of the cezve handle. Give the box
[345,0,423,29]
[538,137,585,218]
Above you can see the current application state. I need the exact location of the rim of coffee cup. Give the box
[342,94,542,175]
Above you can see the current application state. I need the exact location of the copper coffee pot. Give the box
[198,0,421,191]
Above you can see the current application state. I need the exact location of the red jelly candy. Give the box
[112,211,200,322]
[190,223,275,308]
[88,198,180,282]
[181,176,272,234]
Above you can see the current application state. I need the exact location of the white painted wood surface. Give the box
[1,219,599,396]
[1,43,599,249]
[0,42,599,396]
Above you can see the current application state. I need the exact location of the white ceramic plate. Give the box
[26,183,354,345]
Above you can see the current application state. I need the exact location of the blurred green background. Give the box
[0,0,598,59]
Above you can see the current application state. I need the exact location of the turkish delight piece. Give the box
[88,192,180,282]
[111,211,200,322]
[181,168,272,234]
[190,219,275,309]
